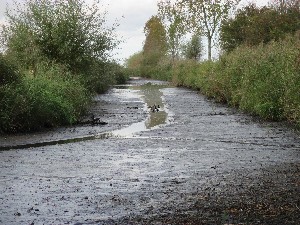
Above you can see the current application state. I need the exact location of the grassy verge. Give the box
[144,33,300,127]
[0,62,88,133]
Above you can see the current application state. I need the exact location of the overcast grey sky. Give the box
[0,0,269,63]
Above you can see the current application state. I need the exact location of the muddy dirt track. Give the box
[0,78,300,225]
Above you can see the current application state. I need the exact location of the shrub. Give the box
[0,62,90,133]
[170,33,300,126]
[0,55,20,85]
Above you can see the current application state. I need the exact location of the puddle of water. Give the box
[111,83,171,138]
[112,121,147,137]
[140,84,169,129]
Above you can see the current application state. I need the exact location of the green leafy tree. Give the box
[220,3,300,52]
[158,0,186,62]
[182,34,203,61]
[0,54,20,85]
[270,0,300,13]
[180,0,240,60]
[142,16,168,74]
[126,51,143,70]
[220,4,262,52]
[1,21,42,75]
[2,0,117,75]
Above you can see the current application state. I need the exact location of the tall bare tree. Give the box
[158,0,187,62]
[180,0,240,60]
[270,0,300,13]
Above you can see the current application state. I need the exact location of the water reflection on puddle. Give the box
[111,83,171,138]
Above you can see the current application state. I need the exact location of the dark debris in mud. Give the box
[113,163,300,225]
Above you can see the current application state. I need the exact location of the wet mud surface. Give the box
[0,78,299,224]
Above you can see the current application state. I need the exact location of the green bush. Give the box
[0,55,20,85]
[236,43,286,120]
[0,62,90,133]
[217,35,299,121]
[110,63,130,85]
[81,61,128,94]
[172,60,196,87]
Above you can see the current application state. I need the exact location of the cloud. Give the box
[239,0,270,8]
[112,27,145,63]
[101,0,159,62]
[105,0,158,28]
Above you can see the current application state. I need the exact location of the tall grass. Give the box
[148,33,300,126]
[0,62,90,133]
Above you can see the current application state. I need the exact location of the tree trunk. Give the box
[208,35,212,61]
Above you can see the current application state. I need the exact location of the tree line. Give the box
[126,0,300,127]
[0,0,127,133]
[128,0,300,67]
